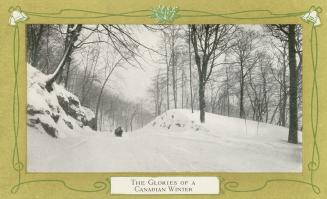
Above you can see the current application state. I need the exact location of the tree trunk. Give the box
[130,109,137,132]
[64,57,72,88]
[288,24,298,144]
[166,60,170,110]
[99,98,104,131]
[172,38,177,109]
[155,74,159,116]
[45,25,51,73]
[239,65,245,118]
[181,70,184,108]
[188,28,194,113]
[112,111,115,129]
[31,25,45,67]
[226,66,230,116]
[281,44,287,126]
[130,119,133,132]
[199,76,206,123]
[95,84,106,131]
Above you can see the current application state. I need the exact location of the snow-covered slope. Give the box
[145,109,302,142]
[27,64,96,138]
[28,108,302,172]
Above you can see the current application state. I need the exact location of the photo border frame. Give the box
[6,3,322,197]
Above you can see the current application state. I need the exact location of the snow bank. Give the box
[145,109,302,143]
[27,64,96,138]
[147,109,205,132]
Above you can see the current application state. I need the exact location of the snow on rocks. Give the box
[147,109,206,133]
[55,85,96,129]
[27,64,96,138]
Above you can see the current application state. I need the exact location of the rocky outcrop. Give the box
[27,64,97,138]
[57,94,96,130]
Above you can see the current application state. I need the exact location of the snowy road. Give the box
[28,127,302,172]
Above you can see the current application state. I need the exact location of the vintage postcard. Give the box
[0,0,326,198]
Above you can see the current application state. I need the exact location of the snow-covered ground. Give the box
[28,109,302,172]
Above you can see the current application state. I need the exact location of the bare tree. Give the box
[265,24,299,144]
[27,25,45,67]
[76,46,101,105]
[149,69,165,116]
[159,26,184,109]
[231,29,259,118]
[270,41,288,126]
[45,24,83,92]
[190,24,235,123]
[94,50,125,131]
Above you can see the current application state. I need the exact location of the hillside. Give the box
[146,109,303,142]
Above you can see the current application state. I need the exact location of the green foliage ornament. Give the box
[151,6,179,23]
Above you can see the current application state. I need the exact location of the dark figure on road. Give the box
[114,126,123,137]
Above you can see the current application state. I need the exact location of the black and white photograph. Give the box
[27,24,302,172]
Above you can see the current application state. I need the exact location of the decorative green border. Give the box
[8,5,322,196]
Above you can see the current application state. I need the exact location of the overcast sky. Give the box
[110,26,162,102]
